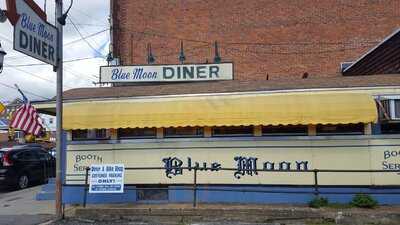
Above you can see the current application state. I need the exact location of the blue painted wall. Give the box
[63,185,137,204]
[63,185,400,205]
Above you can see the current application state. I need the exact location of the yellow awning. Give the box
[63,92,377,129]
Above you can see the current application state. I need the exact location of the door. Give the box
[16,150,42,182]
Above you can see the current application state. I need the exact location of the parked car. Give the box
[0,144,56,189]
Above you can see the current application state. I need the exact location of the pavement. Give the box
[0,185,55,225]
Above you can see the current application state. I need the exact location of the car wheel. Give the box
[17,174,29,189]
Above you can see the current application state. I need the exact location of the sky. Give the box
[0,0,110,103]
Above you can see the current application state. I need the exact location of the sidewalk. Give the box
[58,203,400,225]
[0,186,55,225]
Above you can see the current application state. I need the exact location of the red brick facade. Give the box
[112,0,400,81]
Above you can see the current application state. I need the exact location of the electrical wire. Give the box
[5,56,104,67]
[69,15,103,50]
[0,81,51,100]
[64,28,109,46]
[68,17,106,58]
[63,67,97,83]
[4,65,73,89]
[66,22,108,27]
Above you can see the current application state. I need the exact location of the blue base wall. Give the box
[63,185,400,205]
[63,185,137,204]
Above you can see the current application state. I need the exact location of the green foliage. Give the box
[350,193,378,208]
[308,196,329,208]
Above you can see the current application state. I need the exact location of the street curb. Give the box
[70,205,400,224]
[74,207,328,223]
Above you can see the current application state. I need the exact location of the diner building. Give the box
[36,0,400,204]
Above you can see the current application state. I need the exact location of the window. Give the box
[136,185,168,201]
[393,100,400,119]
[377,98,400,120]
[19,151,38,161]
[71,129,110,141]
[212,126,253,137]
[14,131,24,139]
[164,127,203,138]
[71,130,88,140]
[381,123,400,134]
[118,128,156,139]
[37,151,52,161]
[262,125,307,136]
[316,124,364,135]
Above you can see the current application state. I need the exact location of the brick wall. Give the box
[112,0,400,81]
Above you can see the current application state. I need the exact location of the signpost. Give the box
[7,0,58,66]
[5,0,63,218]
[89,164,125,193]
[100,63,234,83]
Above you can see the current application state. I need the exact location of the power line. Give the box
[63,67,97,83]
[71,7,106,24]
[68,17,106,58]
[5,56,103,67]
[66,22,108,27]
[64,28,109,46]
[4,65,73,89]
[0,34,14,44]
[0,82,50,100]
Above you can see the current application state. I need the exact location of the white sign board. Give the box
[89,164,125,193]
[100,63,233,83]
[13,0,58,66]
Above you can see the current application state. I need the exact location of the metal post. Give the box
[55,0,63,219]
[193,168,197,207]
[313,169,319,197]
[83,167,89,208]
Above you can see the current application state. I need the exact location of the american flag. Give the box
[9,87,44,136]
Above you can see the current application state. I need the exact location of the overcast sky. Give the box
[0,0,109,103]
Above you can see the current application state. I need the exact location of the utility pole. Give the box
[55,0,63,219]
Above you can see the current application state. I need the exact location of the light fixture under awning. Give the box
[63,92,377,130]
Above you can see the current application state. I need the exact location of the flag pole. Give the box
[14,84,28,102]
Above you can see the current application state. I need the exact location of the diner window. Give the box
[164,127,204,138]
[381,123,400,134]
[71,129,110,140]
[118,128,156,139]
[316,124,364,135]
[212,126,253,137]
[262,125,307,136]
